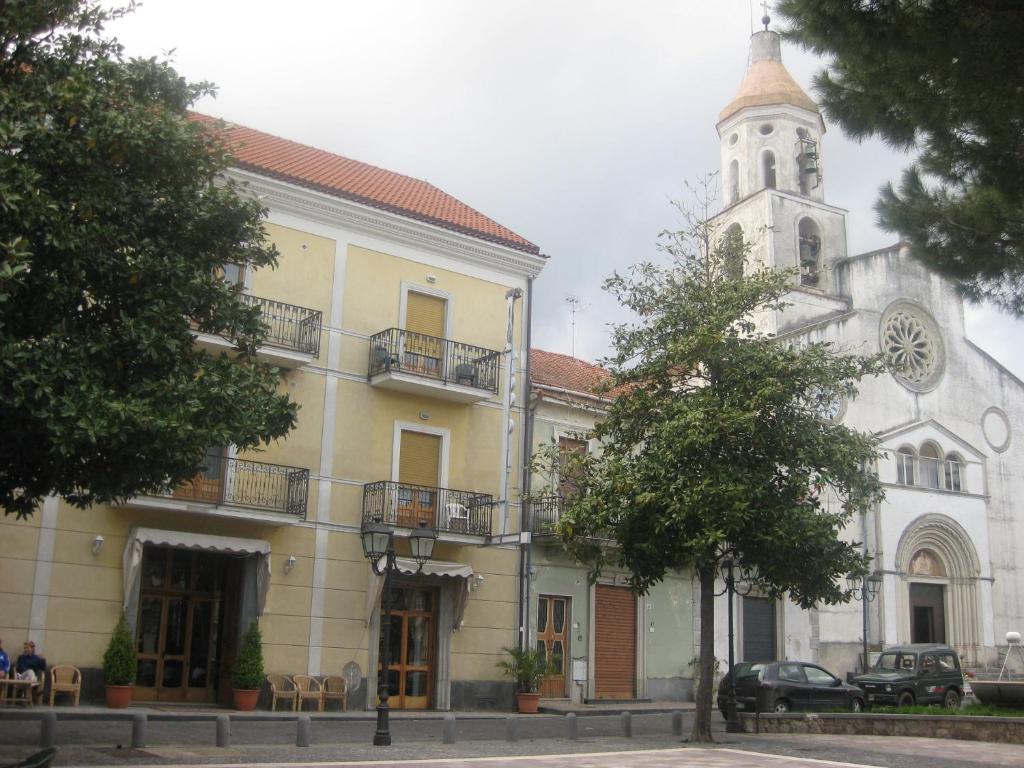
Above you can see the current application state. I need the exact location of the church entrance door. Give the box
[909,583,946,643]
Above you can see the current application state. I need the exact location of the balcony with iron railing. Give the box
[193,294,323,368]
[530,495,564,537]
[367,328,501,403]
[124,454,309,522]
[362,480,494,537]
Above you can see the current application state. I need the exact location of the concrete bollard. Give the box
[443,713,456,744]
[296,715,312,747]
[672,711,683,737]
[621,711,632,738]
[505,714,519,742]
[565,712,577,741]
[39,711,57,748]
[216,714,231,748]
[131,712,147,748]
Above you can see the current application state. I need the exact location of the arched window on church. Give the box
[723,223,744,279]
[944,453,964,492]
[796,128,818,196]
[762,150,777,189]
[919,442,942,489]
[798,218,822,286]
[729,159,740,204]
[896,445,916,486]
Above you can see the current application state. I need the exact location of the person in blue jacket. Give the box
[0,638,9,676]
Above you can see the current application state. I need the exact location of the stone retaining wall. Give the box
[740,712,1024,744]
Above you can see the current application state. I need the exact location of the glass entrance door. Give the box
[379,586,436,710]
[134,546,234,702]
[537,595,569,698]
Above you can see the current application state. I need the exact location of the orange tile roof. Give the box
[190,113,539,255]
[530,348,614,400]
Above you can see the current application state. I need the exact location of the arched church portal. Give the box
[895,515,981,661]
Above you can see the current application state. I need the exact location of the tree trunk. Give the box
[690,561,716,743]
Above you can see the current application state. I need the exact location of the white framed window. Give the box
[896,445,916,486]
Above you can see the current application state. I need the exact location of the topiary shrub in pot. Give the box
[497,645,553,713]
[103,616,137,708]
[232,621,265,711]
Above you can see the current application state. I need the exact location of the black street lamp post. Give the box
[848,572,882,673]
[361,518,436,747]
[715,551,758,734]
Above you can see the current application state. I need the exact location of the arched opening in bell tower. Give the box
[761,150,777,190]
[797,218,822,286]
[728,159,740,204]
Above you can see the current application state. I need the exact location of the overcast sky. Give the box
[108,0,1024,378]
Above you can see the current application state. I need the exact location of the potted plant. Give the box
[102,616,136,708]
[497,645,552,714]
[232,621,265,711]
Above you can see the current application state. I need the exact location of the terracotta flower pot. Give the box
[233,688,260,711]
[516,691,540,714]
[105,684,134,709]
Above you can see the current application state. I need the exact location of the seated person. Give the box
[0,637,10,677]
[15,641,46,701]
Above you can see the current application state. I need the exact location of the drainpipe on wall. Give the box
[500,287,523,537]
[517,277,534,650]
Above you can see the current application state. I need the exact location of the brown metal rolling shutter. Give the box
[398,431,441,487]
[405,292,446,338]
[594,584,636,699]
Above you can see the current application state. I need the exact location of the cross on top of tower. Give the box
[761,1,771,30]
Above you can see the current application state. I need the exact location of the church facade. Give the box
[709,27,1024,675]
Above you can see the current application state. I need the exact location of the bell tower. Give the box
[713,15,852,325]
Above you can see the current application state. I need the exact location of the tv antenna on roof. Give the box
[565,295,587,358]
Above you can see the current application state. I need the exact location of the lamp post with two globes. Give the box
[847,572,882,673]
[715,550,759,733]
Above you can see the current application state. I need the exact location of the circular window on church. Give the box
[759,123,774,136]
[880,301,945,392]
[729,132,739,146]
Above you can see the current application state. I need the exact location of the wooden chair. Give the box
[266,674,297,711]
[48,665,81,706]
[292,674,323,712]
[321,675,347,711]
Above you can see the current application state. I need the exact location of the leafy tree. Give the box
[537,185,886,742]
[0,1,298,517]
[776,1,1024,313]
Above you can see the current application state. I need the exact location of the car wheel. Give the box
[897,691,915,708]
[850,697,865,713]
[943,689,961,709]
[773,699,791,713]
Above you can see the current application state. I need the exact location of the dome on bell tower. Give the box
[718,30,819,125]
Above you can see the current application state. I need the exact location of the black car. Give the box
[717,660,866,716]
[851,643,964,708]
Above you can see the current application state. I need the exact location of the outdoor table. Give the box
[0,678,36,706]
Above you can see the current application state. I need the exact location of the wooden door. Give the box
[404,292,446,377]
[594,584,636,699]
[741,596,777,661]
[379,586,436,709]
[537,596,569,698]
[397,430,441,527]
[135,546,233,703]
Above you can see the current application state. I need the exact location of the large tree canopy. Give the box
[537,190,885,741]
[0,1,298,517]
[777,1,1024,313]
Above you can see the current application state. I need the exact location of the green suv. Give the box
[852,643,964,709]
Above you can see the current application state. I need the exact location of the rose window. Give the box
[880,303,944,391]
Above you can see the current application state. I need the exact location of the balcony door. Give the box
[172,446,226,504]
[403,291,447,378]
[397,429,441,528]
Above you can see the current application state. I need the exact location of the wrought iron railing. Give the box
[530,495,564,536]
[367,328,500,394]
[241,294,322,356]
[362,480,494,536]
[170,455,309,518]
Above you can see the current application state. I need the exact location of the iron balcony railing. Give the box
[362,480,494,536]
[531,495,564,536]
[170,455,309,518]
[241,294,322,356]
[367,328,501,394]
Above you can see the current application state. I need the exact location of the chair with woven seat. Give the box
[292,674,323,712]
[321,675,347,711]
[266,674,297,711]
[48,665,81,707]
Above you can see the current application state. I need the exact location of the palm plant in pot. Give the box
[497,645,553,713]
[102,616,136,708]
[232,621,265,711]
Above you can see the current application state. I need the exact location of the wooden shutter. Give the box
[594,584,636,699]
[405,292,446,338]
[557,437,588,498]
[399,431,441,488]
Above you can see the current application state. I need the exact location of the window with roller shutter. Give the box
[397,430,442,528]
[404,292,446,377]
[594,584,636,699]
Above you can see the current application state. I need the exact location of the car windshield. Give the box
[874,652,915,671]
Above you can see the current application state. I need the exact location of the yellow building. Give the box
[0,116,546,709]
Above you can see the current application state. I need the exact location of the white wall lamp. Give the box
[284,555,297,574]
[470,573,485,592]
[91,535,104,557]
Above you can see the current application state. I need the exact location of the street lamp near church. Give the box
[361,518,436,746]
[847,572,882,673]
[715,549,759,733]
